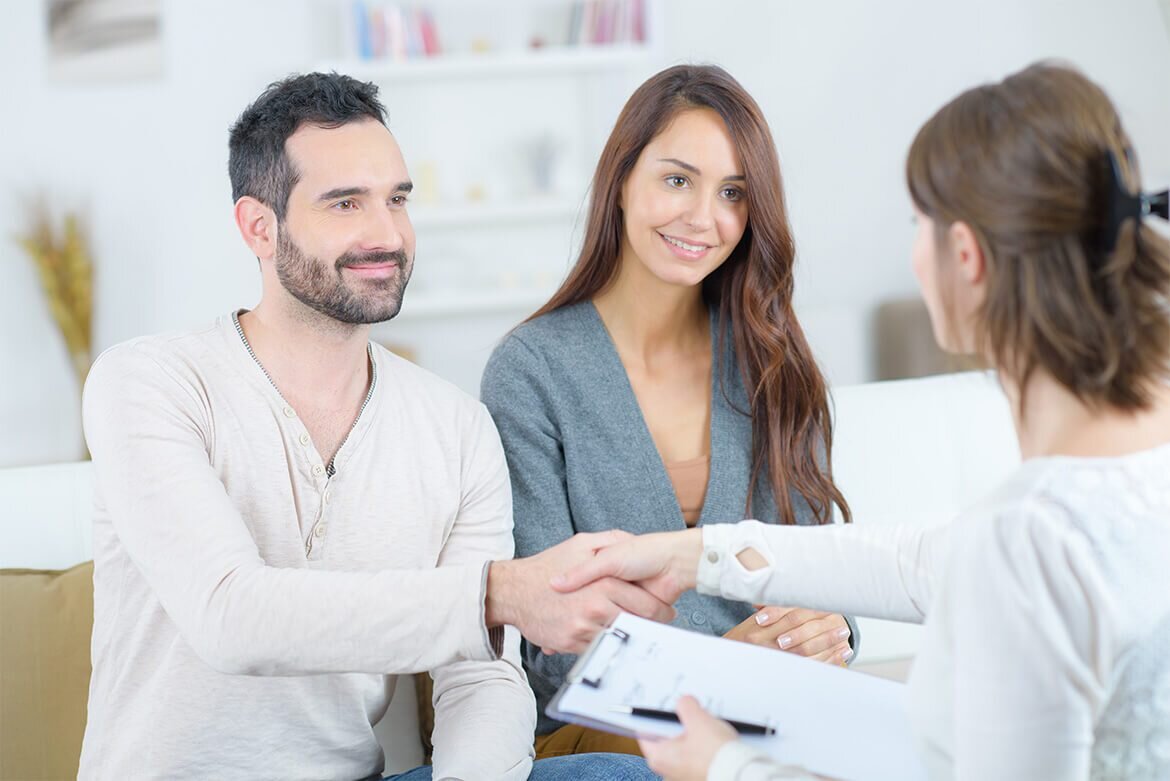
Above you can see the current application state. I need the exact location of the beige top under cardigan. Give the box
[666,455,711,526]
[698,444,1170,780]
[79,313,534,781]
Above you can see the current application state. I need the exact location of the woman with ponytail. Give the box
[480,64,856,759]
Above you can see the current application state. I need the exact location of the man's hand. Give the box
[486,531,676,655]
[637,696,738,781]
[550,528,703,605]
[725,606,853,665]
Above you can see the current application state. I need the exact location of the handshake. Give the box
[485,528,706,655]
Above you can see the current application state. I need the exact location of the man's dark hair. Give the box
[228,72,387,220]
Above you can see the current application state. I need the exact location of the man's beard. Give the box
[274,231,413,325]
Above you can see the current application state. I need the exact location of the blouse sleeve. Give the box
[696,520,950,623]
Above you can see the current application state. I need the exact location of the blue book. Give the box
[353,0,372,60]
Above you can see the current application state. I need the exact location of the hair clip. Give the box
[1101,148,1170,254]
[1143,189,1169,221]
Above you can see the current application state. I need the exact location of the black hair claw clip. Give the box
[1101,148,1170,254]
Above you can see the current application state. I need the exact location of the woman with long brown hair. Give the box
[554,62,1170,780]
[480,64,856,760]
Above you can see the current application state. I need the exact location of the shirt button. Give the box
[312,464,326,476]
[298,432,310,446]
[323,488,332,503]
[691,612,707,625]
[282,406,296,418]
[706,550,720,564]
[314,525,327,538]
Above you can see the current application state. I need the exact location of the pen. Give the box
[610,705,776,736]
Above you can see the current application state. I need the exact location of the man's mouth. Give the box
[343,261,398,278]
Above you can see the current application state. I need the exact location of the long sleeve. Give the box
[707,741,820,780]
[83,343,498,677]
[427,408,536,781]
[697,520,950,623]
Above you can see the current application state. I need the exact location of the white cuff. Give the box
[698,521,775,603]
[708,739,816,780]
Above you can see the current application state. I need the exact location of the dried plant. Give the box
[17,208,94,387]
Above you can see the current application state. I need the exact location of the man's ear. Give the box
[234,197,278,261]
[948,221,986,285]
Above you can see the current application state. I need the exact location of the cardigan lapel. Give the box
[582,302,731,531]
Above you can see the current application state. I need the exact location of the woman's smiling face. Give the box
[617,108,749,290]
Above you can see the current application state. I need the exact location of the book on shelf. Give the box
[571,0,646,47]
[346,2,441,62]
[342,0,646,63]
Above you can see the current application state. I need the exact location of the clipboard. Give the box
[547,613,929,781]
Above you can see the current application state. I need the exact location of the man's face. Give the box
[275,119,416,324]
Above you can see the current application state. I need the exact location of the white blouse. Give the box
[697,443,1170,780]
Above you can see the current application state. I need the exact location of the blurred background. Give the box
[2,0,1169,468]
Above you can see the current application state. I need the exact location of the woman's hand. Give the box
[550,528,703,605]
[724,607,853,665]
[637,696,738,781]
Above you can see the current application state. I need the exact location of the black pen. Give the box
[610,706,776,736]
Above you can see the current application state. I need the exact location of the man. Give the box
[79,73,669,780]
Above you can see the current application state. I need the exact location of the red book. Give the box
[419,9,440,56]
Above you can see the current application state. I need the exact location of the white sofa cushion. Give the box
[0,461,94,570]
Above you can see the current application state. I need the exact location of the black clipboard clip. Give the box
[569,625,630,689]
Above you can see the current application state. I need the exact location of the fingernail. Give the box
[754,612,769,625]
[841,648,854,662]
[778,635,793,649]
[835,627,850,640]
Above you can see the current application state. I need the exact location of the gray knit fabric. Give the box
[480,301,857,736]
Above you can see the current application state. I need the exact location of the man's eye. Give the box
[391,195,409,206]
[334,199,356,211]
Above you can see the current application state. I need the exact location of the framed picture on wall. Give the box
[46,0,162,83]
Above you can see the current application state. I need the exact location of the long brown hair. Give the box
[529,64,849,525]
[906,63,1170,410]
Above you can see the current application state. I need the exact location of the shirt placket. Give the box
[281,402,331,558]
[234,311,374,562]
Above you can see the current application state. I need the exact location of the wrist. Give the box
[485,559,520,628]
[670,528,703,591]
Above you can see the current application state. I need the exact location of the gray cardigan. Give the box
[480,301,858,735]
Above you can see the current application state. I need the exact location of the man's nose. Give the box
[360,206,407,253]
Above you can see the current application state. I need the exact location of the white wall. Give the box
[2,0,1168,467]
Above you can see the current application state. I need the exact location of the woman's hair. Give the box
[529,64,849,525]
[906,62,1170,409]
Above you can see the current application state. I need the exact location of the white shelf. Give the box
[393,288,555,319]
[319,43,653,82]
[408,198,583,229]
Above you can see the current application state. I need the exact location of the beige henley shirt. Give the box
[78,312,535,780]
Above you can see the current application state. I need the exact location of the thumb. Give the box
[550,551,616,592]
[675,695,716,729]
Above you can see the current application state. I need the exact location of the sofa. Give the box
[0,370,1020,780]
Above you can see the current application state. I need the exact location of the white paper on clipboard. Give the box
[548,613,928,781]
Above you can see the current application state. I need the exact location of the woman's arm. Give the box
[697,521,947,622]
[555,520,950,624]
